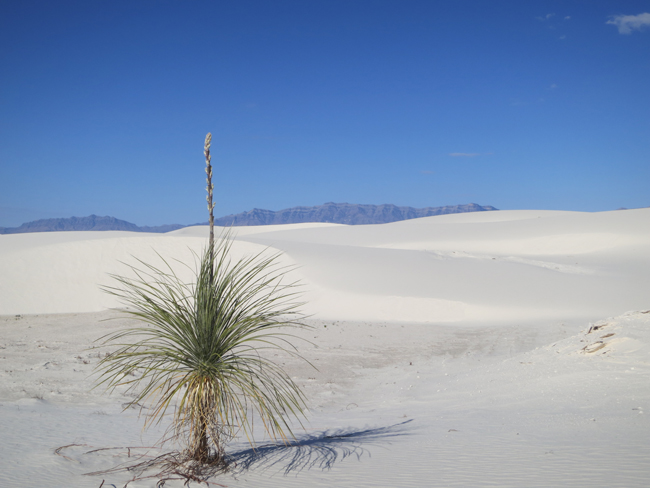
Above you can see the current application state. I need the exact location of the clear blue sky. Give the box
[1,0,648,227]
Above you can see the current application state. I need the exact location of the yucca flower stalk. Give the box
[95,133,310,467]
[205,132,215,253]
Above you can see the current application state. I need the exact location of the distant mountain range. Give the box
[0,202,497,235]
[0,215,186,235]
[214,202,497,226]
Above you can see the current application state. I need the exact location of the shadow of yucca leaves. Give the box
[227,419,414,475]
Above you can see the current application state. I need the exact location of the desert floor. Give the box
[1,208,649,487]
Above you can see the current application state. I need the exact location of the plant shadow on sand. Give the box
[57,420,413,486]
[226,419,414,476]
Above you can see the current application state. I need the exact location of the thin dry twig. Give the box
[54,443,88,461]
[84,446,158,455]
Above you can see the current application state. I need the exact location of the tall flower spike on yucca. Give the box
[95,133,311,468]
[205,132,214,252]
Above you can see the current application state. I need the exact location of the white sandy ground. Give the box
[1,208,649,487]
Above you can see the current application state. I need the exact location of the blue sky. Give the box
[1,0,649,227]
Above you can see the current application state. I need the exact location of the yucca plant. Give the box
[95,133,309,468]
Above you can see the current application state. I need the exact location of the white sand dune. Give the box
[2,208,649,322]
[1,208,649,487]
